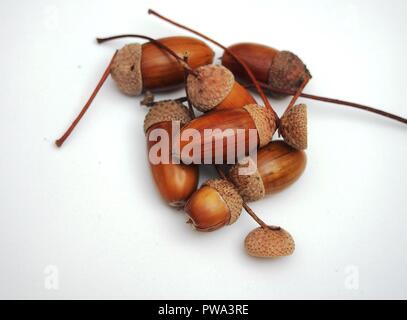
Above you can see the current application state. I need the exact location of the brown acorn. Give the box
[186,64,256,112]
[144,100,199,207]
[229,140,306,202]
[177,104,277,164]
[221,43,311,93]
[111,36,215,95]
[184,179,243,231]
[245,226,295,258]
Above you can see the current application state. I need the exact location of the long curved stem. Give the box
[55,50,118,147]
[148,9,278,120]
[96,34,197,76]
[247,80,407,125]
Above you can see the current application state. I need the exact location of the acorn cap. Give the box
[243,104,277,147]
[111,43,143,96]
[204,179,243,225]
[268,51,311,92]
[228,157,265,202]
[245,226,295,258]
[279,104,307,150]
[187,65,234,112]
[143,100,191,133]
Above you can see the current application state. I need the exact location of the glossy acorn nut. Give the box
[228,140,306,202]
[184,179,243,231]
[111,36,214,95]
[186,64,256,112]
[177,104,277,163]
[221,43,311,93]
[144,100,199,207]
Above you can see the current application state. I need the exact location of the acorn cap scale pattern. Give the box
[245,227,295,257]
[279,103,307,150]
[187,65,234,112]
[228,157,265,202]
[143,100,191,133]
[243,104,277,147]
[111,43,143,96]
[268,51,311,92]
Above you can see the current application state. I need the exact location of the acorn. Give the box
[221,43,311,93]
[111,36,214,95]
[177,104,277,164]
[228,140,306,202]
[184,179,243,231]
[186,64,256,112]
[279,103,307,150]
[144,100,199,207]
[245,226,295,258]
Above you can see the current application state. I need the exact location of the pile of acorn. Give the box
[55,10,407,259]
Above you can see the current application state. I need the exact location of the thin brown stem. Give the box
[285,77,309,111]
[247,82,407,125]
[96,34,197,76]
[215,166,268,229]
[55,50,118,147]
[148,9,278,120]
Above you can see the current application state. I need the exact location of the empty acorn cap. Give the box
[204,179,243,224]
[143,100,191,133]
[243,104,277,147]
[228,157,265,202]
[111,43,143,96]
[268,51,311,92]
[279,104,307,150]
[187,65,235,112]
[245,226,295,258]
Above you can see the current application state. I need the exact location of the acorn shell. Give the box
[279,104,307,150]
[245,227,295,258]
[243,104,277,147]
[228,157,265,202]
[268,51,311,92]
[143,100,191,133]
[111,43,143,96]
[204,179,243,224]
[187,65,235,112]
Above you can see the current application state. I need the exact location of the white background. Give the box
[0,0,406,299]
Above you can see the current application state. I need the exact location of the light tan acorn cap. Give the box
[111,43,143,96]
[279,104,307,150]
[187,65,235,112]
[245,227,295,258]
[228,157,265,202]
[243,104,277,147]
[143,100,191,133]
[204,179,243,225]
[268,51,311,92]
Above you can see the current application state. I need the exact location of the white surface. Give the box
[0,0,406,299]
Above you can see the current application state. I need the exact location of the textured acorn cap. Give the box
[204,179,243,224]
[143,100,191,133]
[268,51,311,92]
[111,43,143,96]
[187,65,235,112]
[243,104,277,147]
[245,227,295,258]
[228,157,265,202]
[279,104,307,150]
